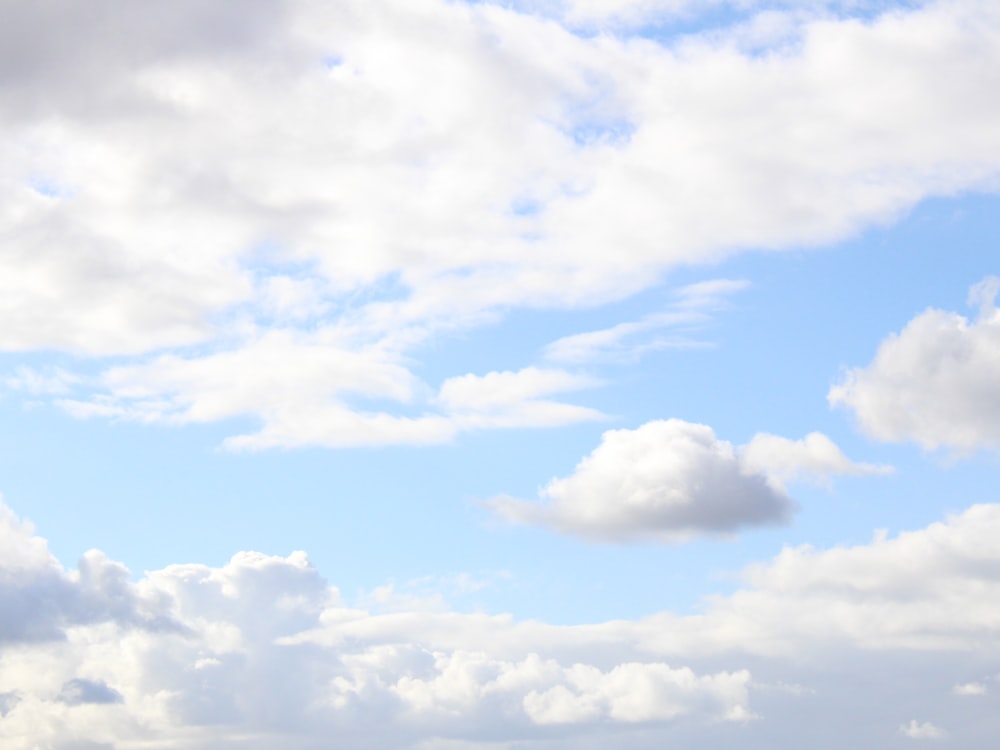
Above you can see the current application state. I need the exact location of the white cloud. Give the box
[2,495,1000,747]
[488,419,796,542]
[649,503,1000,656]
[829,276,1000,453]
[740,431,893,488]
[544,279,748,364]
[438,367,605,430]
[57,351,605,449]
[521,662,753,724]
[4,1,1000,446]
[4,367,81,396]
[900,720,948,740]
[952,682,987,696]
[0,496,753,749]
[488,421,885,541]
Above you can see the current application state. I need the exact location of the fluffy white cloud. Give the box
[740,431,893,488]
[3,1,1000,446]
[488,419,796,541]
[0,497,754,749]
[488,420,882,541]
[829,276,1000,453]
[2,496,1000,747]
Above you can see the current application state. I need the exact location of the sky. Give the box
[1,0,999,747]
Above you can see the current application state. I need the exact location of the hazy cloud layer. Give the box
[3,0,1000,446]
[830,276,1000,453]
[488,420,882,541]
[1,497,1000,747]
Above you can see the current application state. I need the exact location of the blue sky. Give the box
[1,1,999,747]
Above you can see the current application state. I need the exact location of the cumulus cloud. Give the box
[740,431,893,488]
[3,494,1000,747]
[1,496,1000,747]
[520,662,753,724]
[0,496,756,749]
[488,420,885,542]
[829,276,1000,453]
[2,1,1000,446]
[0,502,176,645]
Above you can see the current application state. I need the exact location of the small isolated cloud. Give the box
[487,419,795,542]
[58,679,123,707]
[899,719,948,740]
[740,432,893,488]
[488,421,886,542]
[952,681,987,696]
[830,276,1000,454]
[544,279,748,364]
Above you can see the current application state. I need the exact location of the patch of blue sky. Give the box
[558,1,927,48]
[569,118,636,147]
[29,177,73,199]
[322,54,344,70]
[509,196,544,217]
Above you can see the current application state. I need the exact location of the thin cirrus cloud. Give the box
[2,1,1000,448]
[2,496,1000,747]
[544,279,750,364]
[486,419,886,542]
[830,276,1000,454]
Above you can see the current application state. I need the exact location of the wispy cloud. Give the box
[544,279,749,364]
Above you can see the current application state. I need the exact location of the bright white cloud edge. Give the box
[830,276,1000,454]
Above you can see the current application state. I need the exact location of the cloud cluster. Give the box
[830,276,1000,453]
[1,495,999,747]
[3,0,1000,446]
[488,419,884,542]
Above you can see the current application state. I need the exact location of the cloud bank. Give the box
[1,496,999,747]
[3,0,1000,447]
